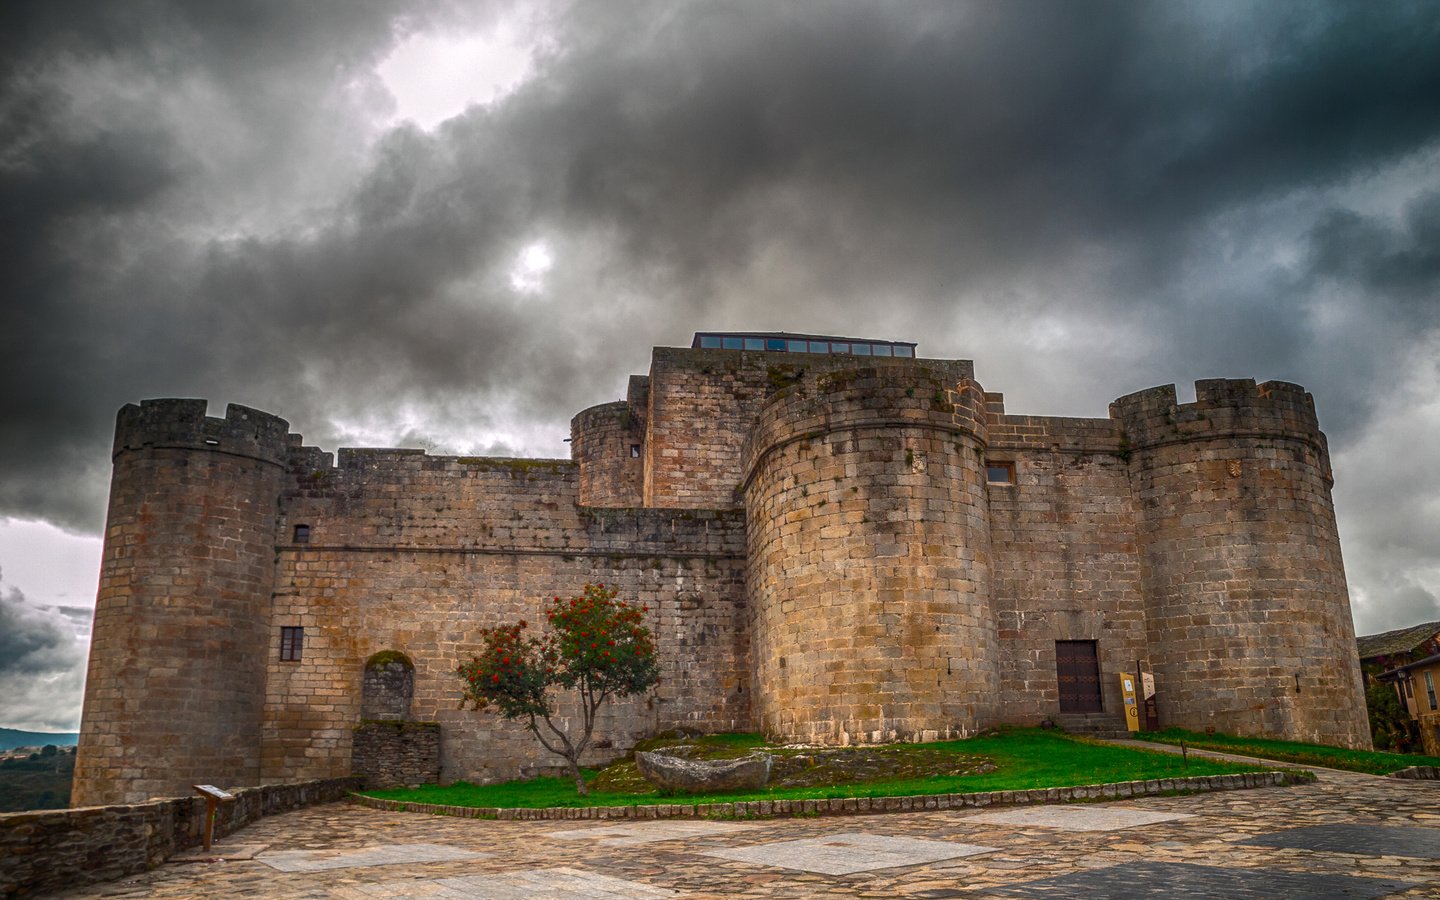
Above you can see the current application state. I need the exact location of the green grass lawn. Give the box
[362,728,1265,810]
[1138,727,1440,775]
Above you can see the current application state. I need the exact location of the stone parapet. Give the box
[113,399,292,466]
[1,777,359,899]
[644,347,972,508]
[1111,379,1330,478]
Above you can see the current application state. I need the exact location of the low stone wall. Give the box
[352,721,441,789]
[353,769,1312,821]
[1389,765,1440,780]
[0,776,360,899]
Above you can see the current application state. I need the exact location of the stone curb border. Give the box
[349,770,1312,821]
[1389,765,1439,780]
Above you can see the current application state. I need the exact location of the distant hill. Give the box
[0,728,79,751]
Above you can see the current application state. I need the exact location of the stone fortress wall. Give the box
[73,338,1372,805]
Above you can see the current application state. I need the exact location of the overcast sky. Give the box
[3,1,1439,733]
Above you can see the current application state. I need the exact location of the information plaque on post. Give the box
[1140,669,1160,731]
[193,784,235,850]
[1118,674,1141,733]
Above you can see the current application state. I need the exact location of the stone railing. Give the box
[1,776,361,898]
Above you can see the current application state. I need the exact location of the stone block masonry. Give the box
[73,335,1373,807]
[741,368,998,744]
[352,721,441,789]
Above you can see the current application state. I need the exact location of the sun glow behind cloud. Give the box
[376,23,541,129]
[509,241,555,294]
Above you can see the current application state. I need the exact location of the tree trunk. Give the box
[569,758,588,796]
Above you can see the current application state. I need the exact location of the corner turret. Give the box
[73,400,293,804]
[1111,379,1369,748]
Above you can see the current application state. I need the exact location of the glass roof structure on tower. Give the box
[690,332,917,358]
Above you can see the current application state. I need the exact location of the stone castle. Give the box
[73,333,1371,805]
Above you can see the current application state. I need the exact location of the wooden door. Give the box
[1056,640,1102,713]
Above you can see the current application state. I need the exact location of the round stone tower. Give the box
[740,366,1000,745]
[1112,379,1370,749]
[72,399,291,805]
[570,400,644,507]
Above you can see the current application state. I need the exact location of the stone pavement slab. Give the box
[700,832,997,875]
[257,843,489,872]
[169,842,270,862]
[1239,823,1440,858]
[961,806,1194,832]
[545,820,756,846]
[45,766,1440,899]
[980,860,1417,898]
[331,866,678,899]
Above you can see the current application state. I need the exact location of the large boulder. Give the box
[635,750,773,793]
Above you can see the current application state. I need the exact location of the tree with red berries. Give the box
[457,583,659,795]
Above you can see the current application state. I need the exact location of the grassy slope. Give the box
[1140,727,1440,775]
[363,729,1262,809]
[0,751,74,812]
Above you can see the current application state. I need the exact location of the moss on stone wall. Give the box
[364,650,414,670]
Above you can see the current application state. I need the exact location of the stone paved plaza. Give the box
[51,765,1440,899]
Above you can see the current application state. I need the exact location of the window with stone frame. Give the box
[986,461,1016,485]
[280,626,304,661]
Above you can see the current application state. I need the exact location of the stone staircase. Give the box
[1053,712,1131,740]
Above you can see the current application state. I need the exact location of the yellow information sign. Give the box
[1119,673,1141,732]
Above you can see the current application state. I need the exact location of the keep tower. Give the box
[1112,379,1370,748]
[741,365,1001,744]
[72,400,290,805]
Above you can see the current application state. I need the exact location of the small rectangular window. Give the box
[830,342,849,354]
[894,345,914,358]
[1427,671,1437,711]
[293,524,310,544]
[699,335,722,348]
[806,341,827,353]
[766,338,787,351]
[280,626,304,661]
[872,344,894,357]
[987,462,1016,485]
[722,336,744,350]
[629,444,641,458]
[852,343,872,356]
[787,339,807,352]
[743,337,765,350]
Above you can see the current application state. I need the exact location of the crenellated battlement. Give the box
[114,398,293,466]
[1109,378,1323,453]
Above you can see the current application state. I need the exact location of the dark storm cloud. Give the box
[2,1,1439,631]
[0,570,87,730]
[1307,191,1440,314]
[0,577,75,675]
[0,0,447,527]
